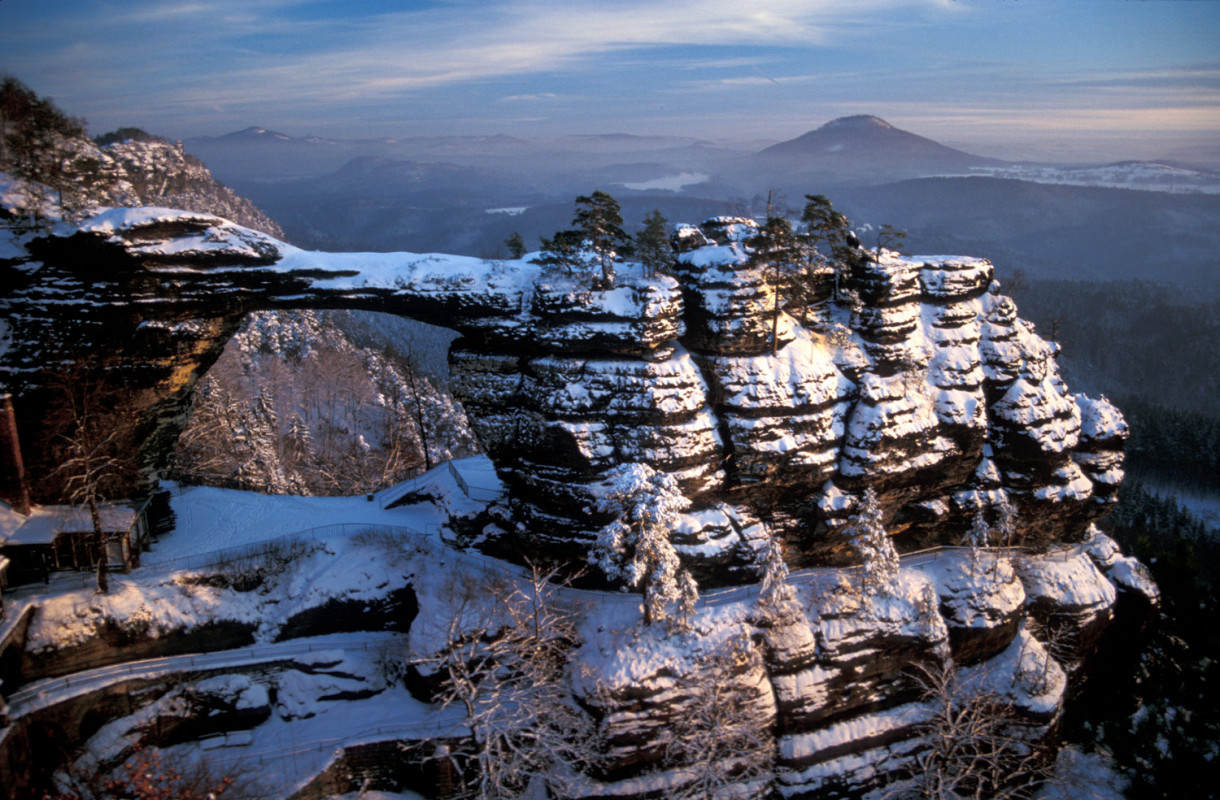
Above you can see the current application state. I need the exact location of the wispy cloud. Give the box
[1,0,1216,145]
[4,0,932,103]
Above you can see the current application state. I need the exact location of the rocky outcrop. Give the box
[100,136,287,239]
[1,208,1127,574]
[563,545,1120,799]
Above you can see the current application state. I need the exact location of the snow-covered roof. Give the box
[0,500,28,542]
[1,504,138,546]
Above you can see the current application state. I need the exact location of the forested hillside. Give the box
[171,309,478,495]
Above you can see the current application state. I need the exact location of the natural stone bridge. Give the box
[0,208,1127,570]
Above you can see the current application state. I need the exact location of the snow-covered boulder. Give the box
[914,550,1026,663]
[1015,546,1119,663]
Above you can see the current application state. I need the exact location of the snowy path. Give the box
[6,631,405,719]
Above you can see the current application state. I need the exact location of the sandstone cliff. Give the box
[1,209,1126,578]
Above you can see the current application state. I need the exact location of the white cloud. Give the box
[500,93,562,103]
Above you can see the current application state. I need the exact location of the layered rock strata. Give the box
[560,536,1136,800]
[1,209,1127,571]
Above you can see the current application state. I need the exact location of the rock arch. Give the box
[0,208,1127,570]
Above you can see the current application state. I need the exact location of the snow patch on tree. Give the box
[591,463,698,631]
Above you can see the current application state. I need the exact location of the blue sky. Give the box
[2,0,1218,159]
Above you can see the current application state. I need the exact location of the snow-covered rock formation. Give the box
[0,468,1156,799]
[0,115,1153,798]
[0,209,1127,574]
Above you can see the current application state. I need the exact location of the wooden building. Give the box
[0,499,151,585]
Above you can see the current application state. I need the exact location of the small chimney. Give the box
[0,393,31,515]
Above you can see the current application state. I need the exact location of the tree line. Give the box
[0,74,105,223]
[1078,481,1220,799]
[514,188,909,357]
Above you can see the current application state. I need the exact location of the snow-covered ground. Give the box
[943,161,1220,194]
[7,462,501,798]
[152,456,499,564]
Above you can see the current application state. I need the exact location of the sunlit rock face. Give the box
[562,547,1126,800]
[0,210,1127,573]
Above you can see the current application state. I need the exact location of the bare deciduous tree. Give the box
[899,659,1055,800]
[663,633,777,800]
[412,563,601,799]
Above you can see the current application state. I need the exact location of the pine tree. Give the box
[635,208,672,278]
[532,228,586,277]
[875,223,907,257]
[755,528,798,620]
[591,463,697,631]
[800,193,851,257]
[994,493,1018,548]
[572,190,632,286]
[800,193,855,303]
[505,231,526,259]
[964,509,991,575]
[845,487,900,597]
[748,214,804,355]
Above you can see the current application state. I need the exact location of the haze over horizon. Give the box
[2,0,1219,163]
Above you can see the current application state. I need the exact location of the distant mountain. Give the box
[961,160,1220,195]
[1160,142,1220,172]
[744,115,1002,188]
[184,128,370,181]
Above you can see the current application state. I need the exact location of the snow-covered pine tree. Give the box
[964,509,991,574]
[845,487,900,597]
[591,463,697,631]
[994,493,1018,548]
[754,529,799,621]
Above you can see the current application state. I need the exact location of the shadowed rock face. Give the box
[0,208,1126,573]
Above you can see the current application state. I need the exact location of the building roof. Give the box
[0,503,139,547]
[0,501,27,543]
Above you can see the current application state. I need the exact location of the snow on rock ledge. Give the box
[2,209,1136,572]
[1083,525,1160,604]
